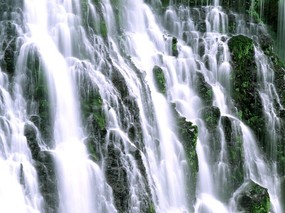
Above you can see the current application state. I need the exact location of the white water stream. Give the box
[23,1,116,213]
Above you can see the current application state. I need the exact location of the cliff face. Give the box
[0,0,284,212]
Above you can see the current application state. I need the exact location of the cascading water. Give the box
[21,1,117,213]
[0,0,284,212]
[0,69,43,213]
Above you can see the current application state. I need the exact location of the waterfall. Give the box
[0,0,284,212]
[21,0,117,212]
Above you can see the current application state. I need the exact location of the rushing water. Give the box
[0,0,284,212]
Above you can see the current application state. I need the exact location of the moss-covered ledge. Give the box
[228,35,266,152]
[236,180,270,213]
[171,104,198,208]
[152,65,166,94]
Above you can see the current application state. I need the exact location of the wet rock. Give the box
[236,180,270,213]
[24,122,41,159]
[152,65,166,94]
[105,143,129,213]
[201,106,220,131]
[24,122,58,213]
[172,37,178,57]
[195,72,213,106]
[172,104,198,207]
[35,151,58,213]
[111,67,129,99]
[228,35,266,152]
[221,116,244,191]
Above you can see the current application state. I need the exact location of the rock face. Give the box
[236,180,270,213]
[0,0,23,76]
[153,65,166,94]
[3,1,285,213]
[24,122,59,213]
[172,105,198,208]
[228,35,266,151]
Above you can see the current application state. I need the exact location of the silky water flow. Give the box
[0,0,284,212]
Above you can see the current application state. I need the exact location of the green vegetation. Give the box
[100,20,108,38]
[172,104,198,206]
[152,65,166,94]
[86,136,98,161]
[228,35,254,62]
[195,72,213,106]
[248,0,262,23]
[201,106,220,131]
[172,37,178,57]
[82,90,106,131]
[228,35,266,152]
[147,202,156,213]
[237,180,270,213]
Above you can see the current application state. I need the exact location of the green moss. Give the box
[228,35,266,151]
[201,106,221,131]
[82,91,106,131]
[237,180,270,213]
[86,138,98,161]
[247,0,262,23]
[221,116,245,194]
[152,65,166,94]
[100,21,108,38]
[195,72,213,106]
[172,37,178,57]
[172,104,198,206]
[147,202,156,213]
[160,0,169,7]
[228,35,254,62]
[80,0,89,27]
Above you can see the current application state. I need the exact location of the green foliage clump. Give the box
[147,202,156,213]
[172,104,198,205]
[82,91,106,130]
[201,106,220,131]
[195,72,213,106]
[247,0,262,23]
[237,180,270,213]
[228,35,266,151]
[152,65,166,94]
[228,35,254,62]
[160,0,169,7]
[100,21,108,38]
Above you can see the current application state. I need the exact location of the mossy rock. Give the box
[194,72,213,106]
[105,141,129,213]
[172,37,178,57]
[228,35,266,152]
[221,116,244,191]
[24,122,59,212]
[152,65,166,95]
[1,22,17,76]
[228,35,254,63]
[236,180,270,213]
[111,68,130,99]
[172,104,198,206]
[201,106,220,131]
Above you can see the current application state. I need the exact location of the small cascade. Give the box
[0,1,43,212]
[161,1,284,212]
[0,69,43,213]
[240,123,282,213]
[98,0,191,211]
[22,0,116,212]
